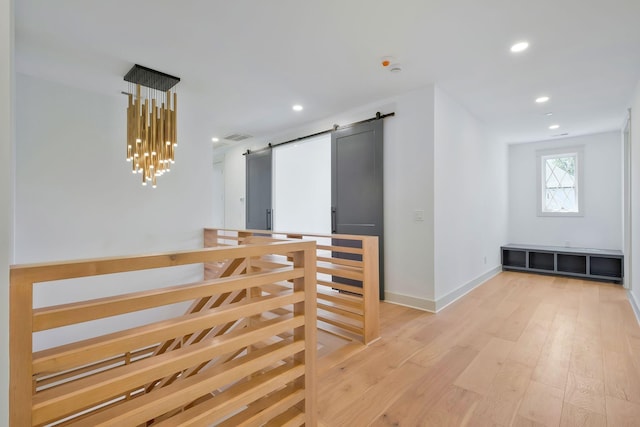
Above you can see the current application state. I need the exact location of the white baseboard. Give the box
[384,291,436,313]
[434,266,501,312]
[384,265,502,313]
[629,290,640,326]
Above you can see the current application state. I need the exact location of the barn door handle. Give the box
[331,207,337,233]
[266,209,272,230]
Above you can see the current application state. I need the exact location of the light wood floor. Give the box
[317,272,640,426]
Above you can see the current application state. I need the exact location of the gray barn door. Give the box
[246,150,273,230]
[331,120,384,298]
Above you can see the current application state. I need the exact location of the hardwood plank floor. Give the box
[317,272,640,426]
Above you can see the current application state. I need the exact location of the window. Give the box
[537,147,583,216]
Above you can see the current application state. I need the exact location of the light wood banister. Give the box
[153,363,306,426]
[11,240,310,283]
[33,266,299,331]
[9,272,33,427]
[32,315,305,425]
[34,291,303,375]
[10,240,317,425]
[204,228,380,346]
[361,234,381,343]
[71,340,305,427]
[218,386,305,427]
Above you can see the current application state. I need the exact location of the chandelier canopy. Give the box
[124,64,180,188]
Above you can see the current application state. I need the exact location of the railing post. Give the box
[362,236,380,344]
[293,244,317,425]
[238,231,253,245]
[9,271,33,426]
[203,228,218,248]
[203,229,217,280]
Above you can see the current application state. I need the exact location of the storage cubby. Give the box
[557,254,587,275]
[590,256,623,278]
[529,251,554,271]
[502,249,526,269]
[501,244,623,284]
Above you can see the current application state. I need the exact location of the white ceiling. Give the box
[15,0,640,144]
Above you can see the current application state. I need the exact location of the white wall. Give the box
[433,87,507,305]
[224,144,248,230]
[384,86,435,303]
[15,74,215,349]
[217,85,438,305]
[629,77,640,319]
[508,132,622,250]
[16,74,214,261]
[212,160,225,227]
[0,0,14,422]
[273,135,331,234]
[216,86,515,311]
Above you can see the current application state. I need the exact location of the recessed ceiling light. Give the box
[549,124,560,130]
[211,137,219,142]
[545,112,554,116]
[536,96,550,103]
[510,41,529,53]
[292,105,303,112]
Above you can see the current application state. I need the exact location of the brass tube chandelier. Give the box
[124,64,180,188]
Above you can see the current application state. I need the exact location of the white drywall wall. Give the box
[273,134,331,234]
[433,87,508,302]
[0,0,14,421]
[629,77,640,318]
[508,132,622,250]
[15,74,215,349]
[218,85,438,302]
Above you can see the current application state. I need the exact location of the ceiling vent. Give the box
[224,133,253,142]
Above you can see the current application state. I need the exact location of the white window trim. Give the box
[536,146,584,217]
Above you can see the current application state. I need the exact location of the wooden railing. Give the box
[10,240,317,426]
[204,228,380,345]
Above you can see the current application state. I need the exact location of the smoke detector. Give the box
[381,56,395,68]
[389,64,402,73]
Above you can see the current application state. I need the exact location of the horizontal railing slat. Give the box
[316,264,363,281]
[317,256,363,268]
[153,364,306,427]
[69,340,306,427]
[216,386,306,427]
[317,288,364,310]
[35,345,157,389]
[317,302,364,322]
[261,283,292,295]
[317,279,363,295]
[316,244,363,255]
[33,267,300,331]
[318,315,364,336]
[33,291,303,375]
[264,407,306,427]
[251,259,291,271]
[32,314,304,425]
[11,240,312,283]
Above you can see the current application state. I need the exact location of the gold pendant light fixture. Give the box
[124,64,180,188]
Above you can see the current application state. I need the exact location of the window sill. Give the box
[537,211,583,217]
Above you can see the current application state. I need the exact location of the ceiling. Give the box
[15,0,640,144]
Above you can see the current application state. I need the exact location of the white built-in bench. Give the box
[501,244,623,284]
